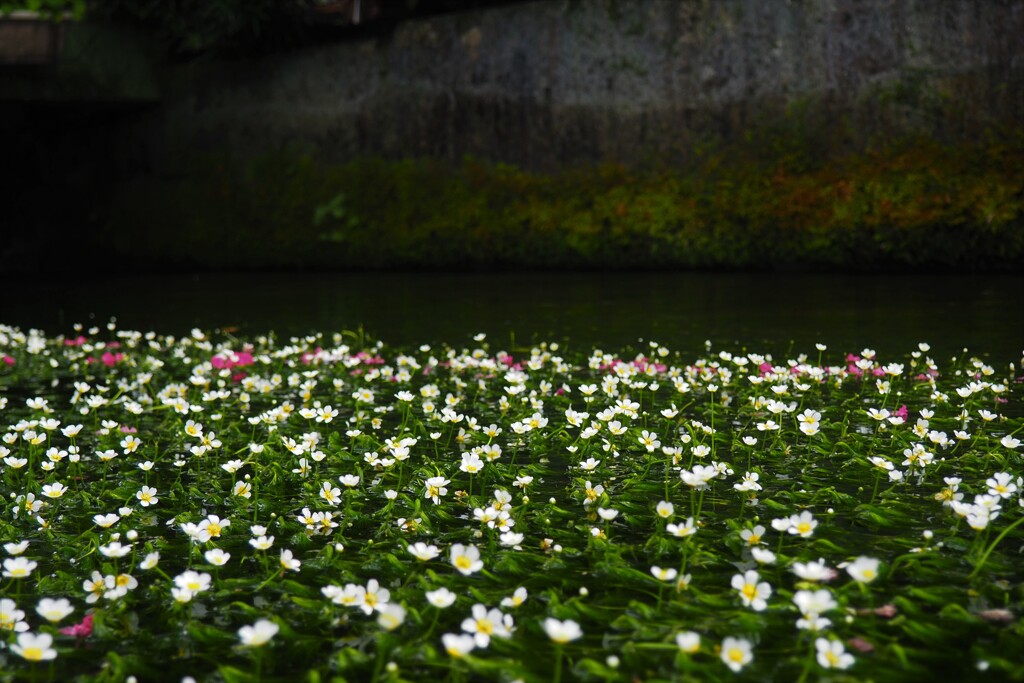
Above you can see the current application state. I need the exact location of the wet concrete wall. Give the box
[149,0,1024,172]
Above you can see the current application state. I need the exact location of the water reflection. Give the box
[9,271,1023,361]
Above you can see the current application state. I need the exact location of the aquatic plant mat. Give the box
[0,324,1022,682]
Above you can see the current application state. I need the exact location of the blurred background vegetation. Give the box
[2,0,1022,273]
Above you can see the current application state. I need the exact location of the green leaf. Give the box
[219,666,257,683]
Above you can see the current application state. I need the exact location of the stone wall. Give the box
[150,0,1024,172]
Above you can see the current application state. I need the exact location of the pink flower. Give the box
[59,613,93,638]
[101,352,124,367]
[211,351,254,370]
[892,405,908,420]
[64,335,87,346]
[2,355,13,366]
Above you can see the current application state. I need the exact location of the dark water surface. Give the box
[8,271,1023,361]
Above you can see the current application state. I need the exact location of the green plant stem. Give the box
[968,514,1024,579]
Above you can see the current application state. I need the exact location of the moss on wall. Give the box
[103,133,1024,272]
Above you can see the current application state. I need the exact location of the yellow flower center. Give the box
[21,646,44,661]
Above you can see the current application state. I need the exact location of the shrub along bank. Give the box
[104,136,1024,271]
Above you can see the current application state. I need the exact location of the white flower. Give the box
[666,517,697,538]
[650,566,678,582]
[377,603,406,631]
[676,631,700,653]
[426,587,457,609]
[845,556,880,583]
[499,531,524,547]
[788,511,817,537]
[793,589,837,631]
[279,549,301,572]
[319,481,341,506]
[501,587,528,609]
[450,544,483,576]
[461,604,512,647]
[136,486,159,507]
[731,570,771,611]
[204,549,231,566]
[4,540,29,555]
[987,472,1018,499]
[36,597,74,623]
[424,476,451,504]
[1000,435,1021,449]
[734,472,762,492]
[3,557,37,578]
[11,632,57,661]
[174,570,211,595]
[0,598,29,632]
[816,637,855,669]
[680,464,718,489]
[238,619,278,647]
[791,558,835,582]
[740,525,766,545]
[408,542,440,561]
[41,482,68,499]
[542,617,582,644]
[360,579,390,614]
[720,636,753,672]
[249,535,275,550]
[442,633,476,657]
[93,513,120,528]
[460,453,485,474]
[99,541,133,559]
